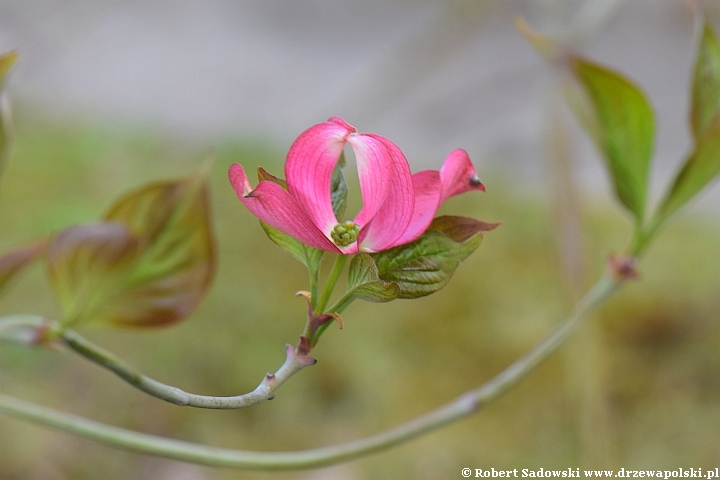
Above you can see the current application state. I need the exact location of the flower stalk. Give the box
[314,254,348,315]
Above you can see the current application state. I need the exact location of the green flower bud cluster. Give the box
[331,221,360,247]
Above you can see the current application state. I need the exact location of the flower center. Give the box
[330,221,360,247]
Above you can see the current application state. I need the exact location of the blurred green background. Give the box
[0,107,719,479]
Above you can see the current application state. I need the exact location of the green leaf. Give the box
[370,217,490,299]
[570,57,656,222]
[260,221,323,272]
[341,253,399,307]
[651,24,720,222]
[331,152,348,220]
[0,240,47,298]
[48,171,217,328]
[0,51,19,186]
[657,121,720,219]
[691,23,720,139]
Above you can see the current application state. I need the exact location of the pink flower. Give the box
[229,117,485,254]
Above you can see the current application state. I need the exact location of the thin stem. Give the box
[315,254,348,314]
[309,267,319,312]
[59,331,316,409]
[326,290,355,315]
[0,274,621,470]
[630,215,664,258]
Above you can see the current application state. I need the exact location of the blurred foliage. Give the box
[0,112,719,480]
[47,170,216,329]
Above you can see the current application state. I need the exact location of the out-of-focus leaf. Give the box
[691,23,720,139]
[370,218,488,299]
[0,51,17,86]
[339,254,398,309]
[0,51,19,185]
[514,17,559,62]
[48,171,217,328]
[47,223,139,326]
[657,121,720,219]
[331,152,348,220]
[260,221,323,272]
[652,23,720,222]
[0,239,47,297]
[570,58,655,223]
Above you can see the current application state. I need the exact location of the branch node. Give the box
[608,254,639,282]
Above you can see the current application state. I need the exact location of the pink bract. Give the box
[228,117,485,254]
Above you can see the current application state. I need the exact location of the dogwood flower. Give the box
[229,117,485,254]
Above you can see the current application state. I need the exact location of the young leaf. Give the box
[47,222,140,326]
[260,221,323,272]
[48,171,217,328]
[657,121,720,219]
[570,58,656,222]
[370,217,490,299]
[0,240,47,297]
[331,152,348,220]
[0,51,19,185]
[340,253,399,308]
[691,23,720,139]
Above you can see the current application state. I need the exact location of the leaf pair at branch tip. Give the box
[519,19,656,226]
[47,169,217,329]
[527,18,720,243]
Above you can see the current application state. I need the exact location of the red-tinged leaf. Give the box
[48,171,217,328]
[428,215,501,242]
[47,223,140,326]
[0,239,47,297]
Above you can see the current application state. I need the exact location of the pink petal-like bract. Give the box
[348,133,414,252]
[388,149,485,248]
[229,164,340,252]
[285,118,354,238]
